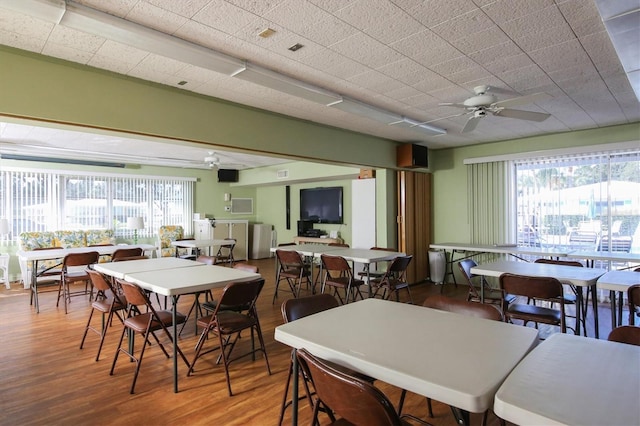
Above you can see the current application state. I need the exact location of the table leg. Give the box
[591,284,599,339]
[610,290,617,331]
[575,288,583,336]
[450,406,470,426]
[172,294,179,393]
[292,349,299,426]
[32,260,39,313]
[617,291,623,327]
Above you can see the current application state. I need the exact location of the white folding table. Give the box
[596,270,640,328]
[94,256,204,279]
[494,333,640,426]
[18,243,156,312]
[171,238,234,257]
[471,260,606,338]
[122,265,260,393]
[567,249,640,269]
[275,298,538,425]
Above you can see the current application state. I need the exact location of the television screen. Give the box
[300,187,343,224]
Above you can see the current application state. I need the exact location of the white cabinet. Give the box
[194,219,215,240]
[211,220,249,262]
[251,224,273,259]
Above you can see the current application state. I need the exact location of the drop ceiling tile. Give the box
[376,58,430,84]
[468,41,524,66]
[580,31,625,77]
[304,15,359,47]
[390,28,449,57]
[450,26,511,55]
[427,85,472,103]
[347,70,404,93]
[334,0,403,30]
[557,0,606,37]
[42,43,94,65]
[548,65,600,86]
[47,26,104,53]
[147,0,212,18]
[173,19,233,51]
[431,9,494,42]
[429,56,479,76]
[128,64,177,86]
[88,54,138,74]
[528,39,592,73]
[0,29,46,53]
[412,75,457,95]
[500,5,574,43]
[75,0,135,18]
[193,0,258,35]
[264,0,335,36]
[0,9,53,40]
[481,0,555,24]
[448,65,493,85]
[95,40,150,64]
[408,0,479,28]
[127,1,189,34]
[329,32,403,68]
[483,53,535,75]
[219,0,284,16]
[398,91,439,106]
[308,0,358,13]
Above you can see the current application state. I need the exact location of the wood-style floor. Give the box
[0,258,617,426]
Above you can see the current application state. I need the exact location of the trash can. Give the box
[428,250,446,284]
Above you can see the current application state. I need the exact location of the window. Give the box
[0,168,194,239]
[514,151,640,258]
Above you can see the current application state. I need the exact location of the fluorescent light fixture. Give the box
[594,0,640,100]
[0,0,66,23]
[329,98,402,124]
[389,117,447,136]
[61,1,246,76]
[234,63,341,105]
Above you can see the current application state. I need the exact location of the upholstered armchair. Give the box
[158,225,184,257]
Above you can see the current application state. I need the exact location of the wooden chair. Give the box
[370,255,414,303]
[320,254,365,304]
[57,251,100,314]
[111,247,143,261]
[110,279,190,394]
[188,278,270,396]
[458,259,515,307]
[296,348,418,426]
[607,325,640,346]
[499,273,567,334]
[80,269,127,361]
[273,249,312,304]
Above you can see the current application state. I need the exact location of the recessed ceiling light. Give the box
[258,28,276,38]
[288,43,304,52]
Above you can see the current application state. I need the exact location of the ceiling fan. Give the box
[204,151,243,170]
[432,85,552,133]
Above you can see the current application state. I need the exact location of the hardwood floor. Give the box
[0,258,617,425]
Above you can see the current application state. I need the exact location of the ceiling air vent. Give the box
[277,169,289,179]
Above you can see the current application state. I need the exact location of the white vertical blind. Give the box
[468,161,510,245]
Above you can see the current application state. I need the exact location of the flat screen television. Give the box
[300,186,343,224]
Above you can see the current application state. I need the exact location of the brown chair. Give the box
[215,238,236,266]
[111,247,143,261]
[320,254,365,304]
[458,259,515,308]
[195,255,217,265]
[57,251,100,314]
[110,279,190,394]
[296,348,417,426]
[80,269,128,361]
[607,325,640,346]
[358,247,396,280]
[188,278,270,396]
[370,255,414,303]
[499,273,567,334]
[422,294,503,321]
[629,282,640,325]
[533,258,585,335]
[202,263,260,314]
[327,242,349,247]
[273,249,312,304]
[112,255,148,262]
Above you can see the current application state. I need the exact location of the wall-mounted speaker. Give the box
[397,143,428,168]
[217,169,239,182]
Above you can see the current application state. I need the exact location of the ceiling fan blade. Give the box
[494,108,551,122]
[412,112,468,126]
[462,116,481,133]
[492,92,552,109]
[438,102,467,109]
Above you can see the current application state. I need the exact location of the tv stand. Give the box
[293,236,344,245]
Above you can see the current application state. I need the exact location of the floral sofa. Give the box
[18,229,115,287]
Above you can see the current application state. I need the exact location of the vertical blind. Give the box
[0,168,194,239]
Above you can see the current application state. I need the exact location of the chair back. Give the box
[113,256,148,262]
[320,254,350,276]
[328,243,349,247]
[607,325,640,346]
[499,273,563,300]
[296,348,402,426]
[112,247,144,261]
[117,279,148,307]
[276,249,304,268]
[534,258,583,267]
[63,251,100,268]
[458,259,484,298]
[86,269,112,294]
[281,294,339,323]
[388,255,412,273]
[196,255,217,265]
[278,242,296,247]
[422,294,503,321]
[214,278,265,316]
[233,263,259,273]
[370,246,396,251]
